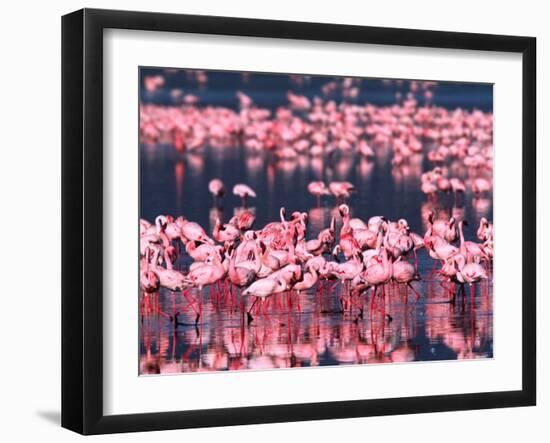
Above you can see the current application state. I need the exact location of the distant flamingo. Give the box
[233,183,257,207]
[328,181,354,203]
[471,178,492,197]
[208,178,225,207]
[307,181,329,206]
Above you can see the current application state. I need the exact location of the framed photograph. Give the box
[62,8,536,435]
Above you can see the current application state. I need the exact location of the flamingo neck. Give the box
[459,222,465,247]
[164,251,173,270]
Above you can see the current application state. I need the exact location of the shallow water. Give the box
[140,269,493,374]
[139,70,493,374]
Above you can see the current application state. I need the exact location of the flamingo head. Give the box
[243,230,257,241]
[397,218,410,232]
[427,211,434,225]
[155,215,168,232]
[338,204,350,217]
[424,237,434,250]
[258,241,267,254]
[291,211,301,221]
[142,271,160,292]
[291,266,303,283]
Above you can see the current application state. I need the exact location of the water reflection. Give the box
[140,265,492,373]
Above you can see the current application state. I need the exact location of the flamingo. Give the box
[471,178,492,196]
[338,204,360,259]
[307,181,329,206]
[150,247,189,292]
[177,217,214,244]
[427,212,457,243]
[328,181,354,203]
[453,254,488,302]
[392,258,421,299]
[424,234,459,263]
[228,245,260,289]
[184,251,226,323]
[477,217,494,242]
[213,218,240,245]
[362,248,393,318]
[208,178,225,207]
[243,277,288,323]
[185,241,220,262]
[233,183,256,207]
[140,248,160,293]
[293,263,319,293]
[458,220,489,262]
[229,210,256,231]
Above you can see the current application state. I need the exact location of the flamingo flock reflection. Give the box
[139,71,493,373]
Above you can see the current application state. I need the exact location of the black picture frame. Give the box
[62,8,537,435]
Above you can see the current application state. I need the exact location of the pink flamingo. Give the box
[458,220,489,262]
[293,263,319,293]
[145,246,191,322]
[229,210,256,231]
[213,218,240,245]
[328,181,354,203]
[363,248,393,319]
[477,217,493,241]
[424,234,459,263]
[338,204,360,259]
[453,254,488,302]
[392,258,421,299]
[427,212,457,243]
[140,248,160,293]
[208,178,225,207]
[450,178,466,194]
[243,277,288,323]
[184,252,226,323]
[177,217,214,244]
[307,181,329,206]
[233,183,256,207]
[185,241,220,262]
[471,178,491,197]
[228,246,260,289]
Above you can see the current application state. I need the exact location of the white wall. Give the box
[0,0,546,440]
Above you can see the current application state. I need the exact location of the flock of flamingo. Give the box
[140,178,493,327]
[139,71,494,371]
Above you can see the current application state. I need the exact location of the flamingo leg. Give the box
[247,297,259,324]
[407,282,422,301]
